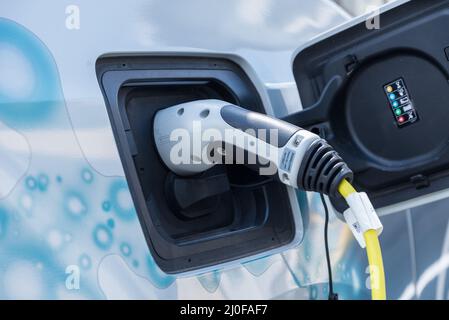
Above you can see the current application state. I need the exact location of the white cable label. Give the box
[343,192,383,248]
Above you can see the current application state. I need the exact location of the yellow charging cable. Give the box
[338,179,387,300]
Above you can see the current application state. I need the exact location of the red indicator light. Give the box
[398,116,405,123]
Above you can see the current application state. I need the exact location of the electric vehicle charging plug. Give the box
[154,99,353,195]
[154,99,386,300]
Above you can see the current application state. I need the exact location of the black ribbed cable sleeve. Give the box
[297,139,353,197]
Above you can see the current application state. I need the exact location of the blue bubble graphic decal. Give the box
[37,174,49,191]
[120,242,132,257]
[93,224,113,250]
[81,169,94,184]
[25,176,37,190]
[64,191,88,219]
[0,239,98,299]
[79,254,92,270]
[102,201,111,212]
[0,19,61,126]
[146,255,176,289]
[109,180,136,221]
[107,218,115,229]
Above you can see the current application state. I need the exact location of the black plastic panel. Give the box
[290,0,449,208]
[96,56,296,273]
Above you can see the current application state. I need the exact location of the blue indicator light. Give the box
[392,101,399,108]
[389,93,396,100]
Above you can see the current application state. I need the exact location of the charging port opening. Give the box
[97,56,298,273]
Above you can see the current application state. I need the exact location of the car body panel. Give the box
[0,0,446,300]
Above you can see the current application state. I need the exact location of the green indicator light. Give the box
[395,109,402,116]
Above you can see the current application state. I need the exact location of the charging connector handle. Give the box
[338,180,386,300]
[154,99,320,187]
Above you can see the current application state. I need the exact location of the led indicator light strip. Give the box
[383,78,419,127]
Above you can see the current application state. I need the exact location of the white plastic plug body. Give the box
[153,99,320,188]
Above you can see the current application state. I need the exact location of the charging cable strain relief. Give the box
[297,139,353,196]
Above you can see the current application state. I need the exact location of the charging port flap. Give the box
[290,0,449,209]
